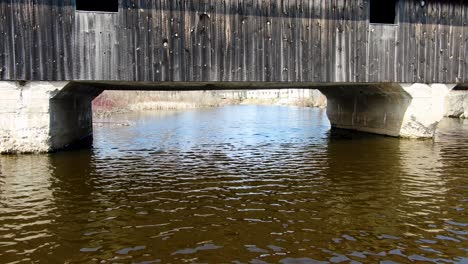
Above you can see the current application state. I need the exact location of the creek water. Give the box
[0,105,467,263]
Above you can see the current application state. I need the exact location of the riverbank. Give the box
[93,89,327,117]
[93,91,233,117]
[240,96,327,108]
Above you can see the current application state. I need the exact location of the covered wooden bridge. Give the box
[0,0,467,153]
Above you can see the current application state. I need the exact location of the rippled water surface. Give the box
[1,105,467,263]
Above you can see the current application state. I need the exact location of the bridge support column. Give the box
[0,82,102,154]
[445,88,468,118]
[319,83,455,138]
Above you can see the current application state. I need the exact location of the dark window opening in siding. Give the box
[76,0,118,12]
[370,0,397,24]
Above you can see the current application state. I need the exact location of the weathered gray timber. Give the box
[0,0,467,83]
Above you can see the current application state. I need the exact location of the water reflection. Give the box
[0,155,55,263]
[0,106,466,263]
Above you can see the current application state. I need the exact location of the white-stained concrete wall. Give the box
[0,82,102,154]
[319,83,455,138]
[399,84,454,137]
[445,90,468,119]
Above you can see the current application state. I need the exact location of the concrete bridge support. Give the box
[0,82,102,154]
[445,88,468,119]
[319,83,455,138]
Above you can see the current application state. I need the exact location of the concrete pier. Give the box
[0,82,102,154]
[445,89,468,119]
[319,83,455,138]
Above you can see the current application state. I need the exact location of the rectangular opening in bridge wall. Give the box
[76,0,118,12]
[370,0,397,24]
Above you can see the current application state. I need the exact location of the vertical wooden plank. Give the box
[356,0,367,83]
[367,25,375,82]
[94,14,103,80]
[118,0,127,81]
[146,0,154,81]
[438,0,448,82]
[289,0,296,82]
[433,0,441,83]
[455,0,464,83]
[272,0,281,81]
[51,0,60,80]
[11,0,25,80]
[462,0,468,82]
[232,0,239,81]
[237,0,244,81]
[293,0,300,82]
[180,0,190,82]
[0,0,13,79]
[386,26,398,82]
[255,1,270,81]
[425,0,435,83]
[280,0,288,81]
[448,0,461,83]
[63,0,75,80]
[264,0,273,81]
[73,12,82,80]
[260,0,267,81]
[140,0,153,82]
[319,0,327,81]
[214,0,224,81]
[155,0,163,81]
[0,0,5,79]
[324,0,330,81]
[403,0,411,82]
[409,1,418,82]
[171,0,182,81]
[301,0,311,82]
[138,0,148,81]
[200,7,211,81]
[311,0,321,82]
[334,0,345,82]
[192,0,200,81]
[223,0,232,81]
[416,0,425,82]
[346,0,355,82]
[25,0,34,80]
[209,0,218,82]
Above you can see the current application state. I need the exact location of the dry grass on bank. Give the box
[93,91,224,117]
[291,96,327,108]
[92,90,327,117]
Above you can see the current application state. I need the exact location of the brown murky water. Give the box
[0,105,467,263]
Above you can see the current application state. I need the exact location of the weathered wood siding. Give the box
[0,0,466,83]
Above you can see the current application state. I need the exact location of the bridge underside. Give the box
[0,81,461,153]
